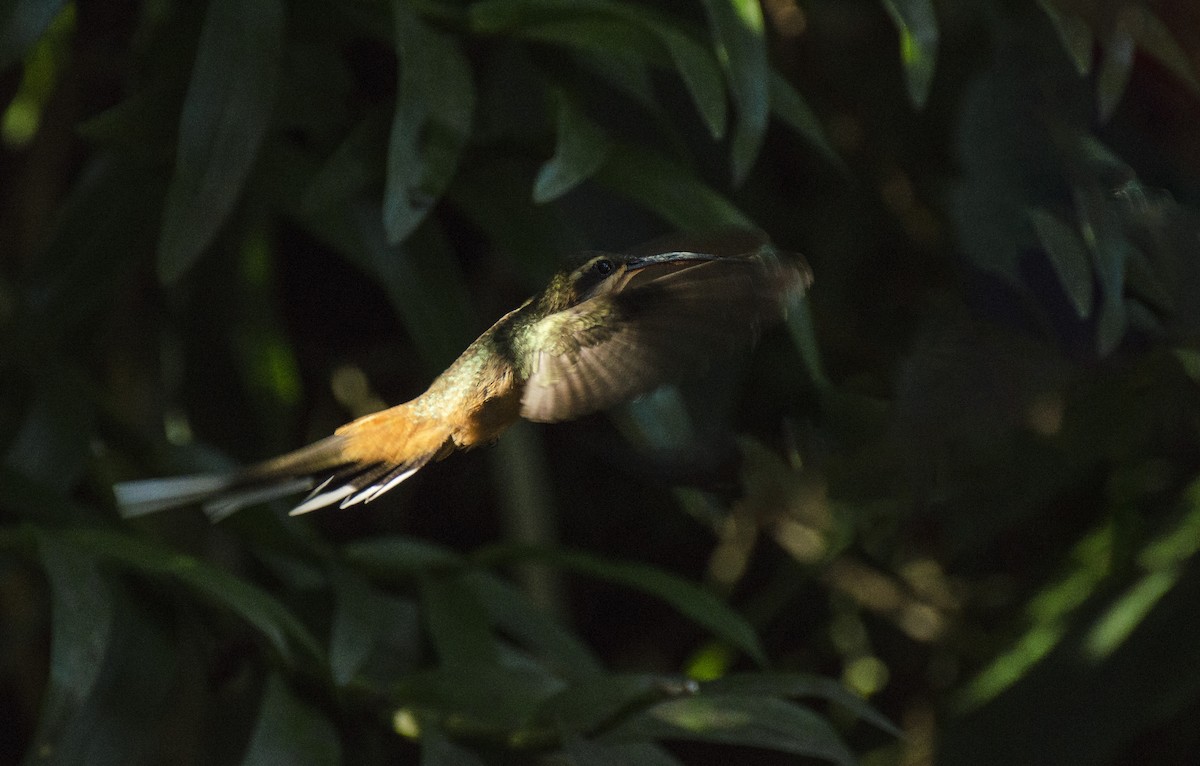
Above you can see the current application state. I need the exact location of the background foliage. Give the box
[3,0,1200,763]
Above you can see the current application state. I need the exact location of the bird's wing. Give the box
[518,250,806,423]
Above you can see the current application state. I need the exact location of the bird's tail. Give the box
[114,435,351,522]
[115,403,458,521]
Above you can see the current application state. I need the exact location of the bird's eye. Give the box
[593,258,614,276]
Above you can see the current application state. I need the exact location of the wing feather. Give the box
[520,250,806,423]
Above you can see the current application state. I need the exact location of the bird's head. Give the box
[537,250,721,314]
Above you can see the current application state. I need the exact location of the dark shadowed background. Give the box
[3,0,1200,764]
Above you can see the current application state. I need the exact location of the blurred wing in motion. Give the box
[518,247,809,423]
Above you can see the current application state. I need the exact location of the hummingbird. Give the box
[115,237,811,520]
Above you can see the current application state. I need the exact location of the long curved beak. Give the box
[624,251,719,271]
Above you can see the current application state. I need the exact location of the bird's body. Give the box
[115,240,810,520]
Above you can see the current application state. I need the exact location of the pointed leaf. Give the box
[241,675,341,766]
[383,0,475,244]
[699,0,768,182]
[1096,18,1135,121]
[769,71,840,166]
[539,673,697,736]
[421,571,500,666]
[1037,0,1093,75]
[343,534,464,575]
[62,529,324,666]
[419,724,489,766]
[464,570,603,678]
[1028,207,1094,318]
[29,534,115,752]
[303,107,390,213]
[476,544,767,666]
[564,739,684,766]
[702,672,901,736]
[881,0,939,108]
[157,0,285,283]
[1119,5,1200,95]
[534,92,611,203]
[605,695,854,765]
[596,144,754,232]
[0,0,65,71]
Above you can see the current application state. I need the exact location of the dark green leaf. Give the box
[1073,188,1129,355]
[419,724,489,766]
[1028,207,1094,318]
[604,695,854,765]
[475,544,767,666]
[595,144,754,232]
[394,663,566,731]
[241,674,341,766]
[464,570,603,679]
[303,107,390,214]
[421,571,500,666]
[343,535,464,577]
[1095,21,1134,122]
[564,738,684,766]
[1117,5,1200,95]
[539,673,697,737]
[534,92,611,203]
[699,0,768,182]
[383,0,475,244]
[157,0,285,283]
[329,570,382,686]
[62,529,324,666]
[29,534,115,752]
[0,0,65,71]
[881,0,939,107]
[1037,0,1093,75]
[702,672,901,736]
[769,71,840,166]
[341,204,475,371]
[24,581,177,765]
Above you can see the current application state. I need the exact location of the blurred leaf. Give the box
[1111,5,1200,99]
[419,724,489,766]
[157,0,285,283]
[28,534,115,754]
[604,695,854,765]
[698,0,767,182]
[769,72,840,166]
[595,144,754,231]
[534,91,611,203]
[344,204,475,370]
[1073,187,1130,354]
[4,361,92,489]
[240,674,341,766]
[383,0,475,244]
[471,0,727,138]
[881,0,939,107]
[702,672,900,736]
[464,570,603,679]
[0,0,65,71]
[1095,16,1135,122]
[539,673,697,737]
[329,570,383,686]
[303,107,390,214]
[475,544,768,666]
[1028,207,1094,318]
[24,581,177,765]
[1037,0,1093,75]
[563,738,684,766]
[420,571,500,666]
[343,535,464,577]
[20,154,163,348]
[63,529,324,666]
[394,663,566,732]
